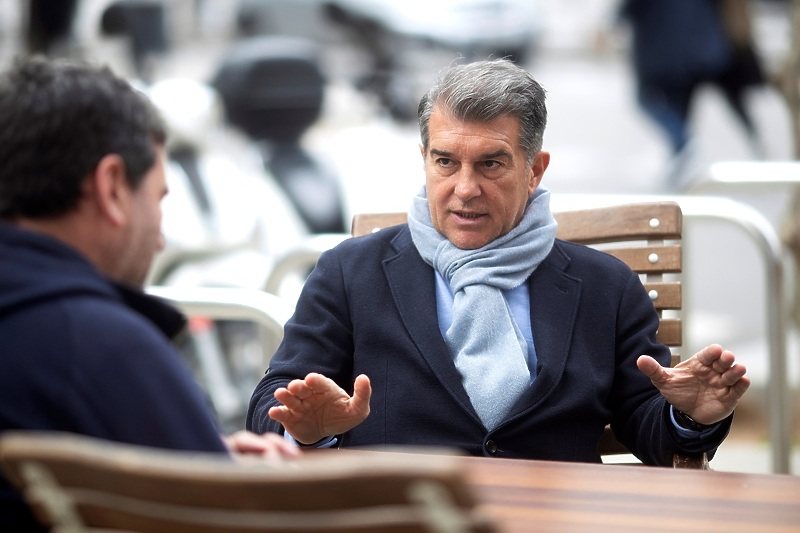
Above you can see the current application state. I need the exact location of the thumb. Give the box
[352,374,372,407]
[637,355,667,384]
[349,374,371,423]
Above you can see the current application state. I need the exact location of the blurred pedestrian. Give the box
[618,0,766,189]
[713,0,767,153]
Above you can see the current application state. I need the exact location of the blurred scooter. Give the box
[211,35,348,235]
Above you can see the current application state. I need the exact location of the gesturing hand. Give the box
[637,344,750,425]
[268,373,372,445]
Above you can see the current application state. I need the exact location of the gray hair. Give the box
[418,59,547,164]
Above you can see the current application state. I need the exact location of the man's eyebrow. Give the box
[428,149,512,160]
[481,149,512,160]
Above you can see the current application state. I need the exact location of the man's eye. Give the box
[436,157,453,167]
[483,160,501,170]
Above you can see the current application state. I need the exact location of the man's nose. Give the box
[453,168,481,199]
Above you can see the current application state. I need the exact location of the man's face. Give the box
[118,145,167,287]
[422,107,548,250]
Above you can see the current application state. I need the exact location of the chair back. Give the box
[551,202,683,361]
[0,431,496,533]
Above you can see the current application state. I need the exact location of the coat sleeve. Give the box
[247,245,356,434]
[609,270,732,465]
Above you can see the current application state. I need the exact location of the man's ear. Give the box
[528,151,550,194]
[89,154,130,227]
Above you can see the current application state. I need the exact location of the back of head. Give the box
[0,56,166,220]
[418,58,547,164]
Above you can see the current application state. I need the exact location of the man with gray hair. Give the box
[248,59,749,465]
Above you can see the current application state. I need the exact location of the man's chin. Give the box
[448,233,491,250]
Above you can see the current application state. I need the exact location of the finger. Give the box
[224,431,264,453]
[286,379,314,399]
[257,447,279,462]
[729,375,751,400]
[720,362,748,387]
[351,374,372,414]
[354,374,371,396]
[229,431,301,459]
[708,350,736,373]
[268,405,293,424]
[305,372,340,394]
[230,431,270,453]
[274,388,305,410]
[261,433,302,458]
[351,374,372,420]
[636,355,667,383]
[693,344,724,366]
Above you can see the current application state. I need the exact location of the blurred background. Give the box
[1,0,798,473]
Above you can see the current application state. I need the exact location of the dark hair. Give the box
[0,56,166,218]
[418,58,547,164]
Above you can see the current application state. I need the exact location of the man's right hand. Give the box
[268,373,371,445]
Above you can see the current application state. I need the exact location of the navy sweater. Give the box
[0,223,227,531]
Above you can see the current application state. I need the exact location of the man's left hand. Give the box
[637,344,750,425]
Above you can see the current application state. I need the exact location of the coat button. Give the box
[485,440,498,454]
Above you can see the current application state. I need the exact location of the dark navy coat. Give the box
[248,224,731,465]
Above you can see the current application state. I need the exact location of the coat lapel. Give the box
[383,228,479,419]
[510,241,581,415]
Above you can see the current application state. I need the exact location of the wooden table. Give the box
[458,455,800,532]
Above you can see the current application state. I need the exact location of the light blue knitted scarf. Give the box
[408,186,557,430]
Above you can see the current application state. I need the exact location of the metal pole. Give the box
[680,197,791,474]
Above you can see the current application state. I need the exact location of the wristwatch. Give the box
[673,408,713,431]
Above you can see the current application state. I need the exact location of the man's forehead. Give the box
[431,106,521,131]
[428,113,520,147]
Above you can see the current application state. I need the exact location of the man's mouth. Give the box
[453,210,484,219]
